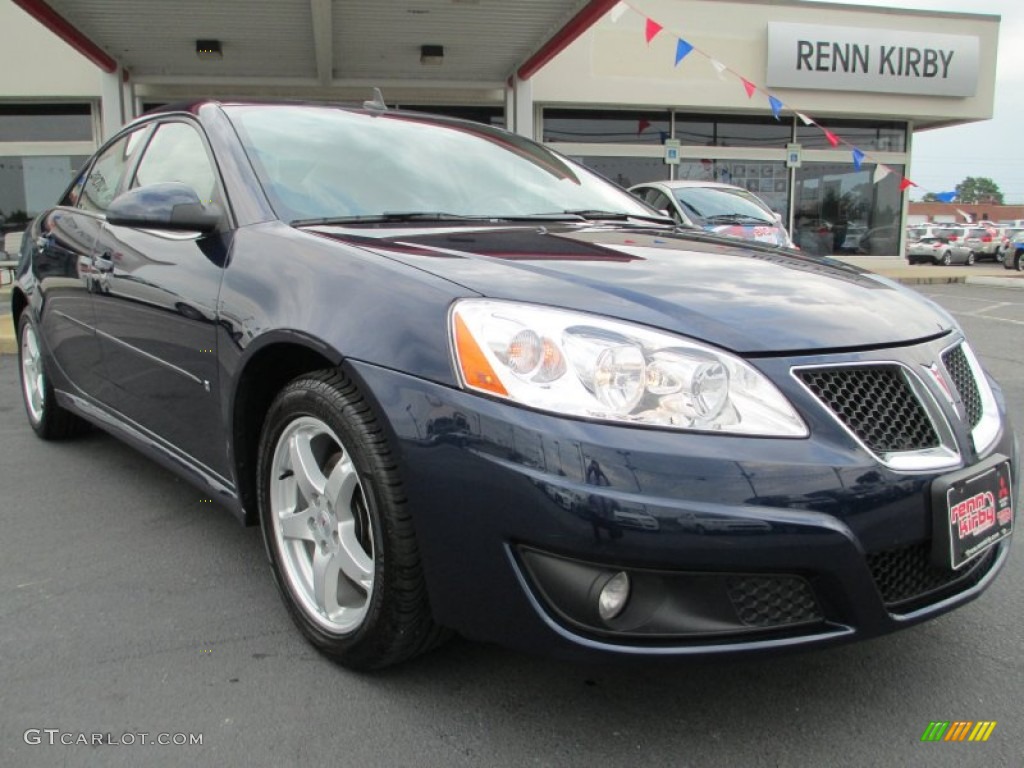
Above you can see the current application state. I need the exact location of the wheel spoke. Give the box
[325,454,359,515]
[279,507,315,541]
[312,546,342,615]
[288,431,327,501]
[337,519,373,591]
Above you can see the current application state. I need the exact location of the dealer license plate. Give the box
[932,457,1014,570]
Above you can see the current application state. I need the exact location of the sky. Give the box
[815,0,1024,203]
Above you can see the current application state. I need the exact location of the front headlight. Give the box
[450,300,807,437]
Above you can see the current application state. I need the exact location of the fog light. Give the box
[598,571,631,622]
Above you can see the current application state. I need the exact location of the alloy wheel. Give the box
[20,320,46,424]
[268,415,374,634]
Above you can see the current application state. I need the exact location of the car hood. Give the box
[307,223,953,354]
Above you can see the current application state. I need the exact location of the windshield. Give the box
[671,186,775,225]
[224,105,657,223]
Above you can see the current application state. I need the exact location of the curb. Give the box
[965,276,1024,290]
[1,313,13,356]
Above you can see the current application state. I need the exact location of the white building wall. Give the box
[0,2,103,99]
[531,0,999,126]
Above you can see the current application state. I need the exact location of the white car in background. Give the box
[629,180,794,248]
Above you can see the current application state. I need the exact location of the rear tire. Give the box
[257,369,448,669]
[17,314,87,440]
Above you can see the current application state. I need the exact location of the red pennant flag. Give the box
[899,177,916,192]
[637,119,651,134]
[823,129,840,147]
[741,78,756,98]
[645,18,663,43]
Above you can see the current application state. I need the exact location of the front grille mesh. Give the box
[866,542,997,610]
[942,344,983,428]
[798,367,940,453]
[726,575,821,627]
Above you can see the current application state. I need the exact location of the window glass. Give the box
[570,156,669,188]
[226,106,655,221]
[675,116,792,148]
[793,162,904,255]
[78,130,147,213]
[0,155,90,236]
[796,119,906,152]
[0,104,93,142]
[674,160,789,223]
[544,110,670,145]
[133,122,218,204]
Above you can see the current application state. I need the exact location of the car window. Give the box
[671,186,774,225]
[646,190,676,217]
[78,129,147,213]
[225,106,655,222]
[132,121,219,206]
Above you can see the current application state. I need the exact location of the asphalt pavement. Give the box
[0,283,1021,768]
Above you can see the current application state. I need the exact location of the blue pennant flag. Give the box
[852,148,865,171]
[768,96,783,121]
[936,191,957,203]
[675,39,694,66]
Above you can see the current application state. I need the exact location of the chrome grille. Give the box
[942,344,983,428]
[797,367,940,453]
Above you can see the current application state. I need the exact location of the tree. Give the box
[955,177,1004,204]
[921,192,940,202]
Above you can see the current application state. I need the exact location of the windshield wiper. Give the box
[561,209,675,225]
[704,214,773,225]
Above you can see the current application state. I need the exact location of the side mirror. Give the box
[107,182,223,233]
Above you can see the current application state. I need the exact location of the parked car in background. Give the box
[906,230,971,265]
[628,180,794,248]
[793,217,834,255]
[856,224,899,256]
[960,225,1002,262]
[1003,230,1024,271]
[11,100,1017,669]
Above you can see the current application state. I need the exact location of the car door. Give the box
[91,119,231,478]
[34,129,148,398]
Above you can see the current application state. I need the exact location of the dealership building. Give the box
[0,0,1001,256]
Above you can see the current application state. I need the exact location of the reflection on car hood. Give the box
[307,223,954,354]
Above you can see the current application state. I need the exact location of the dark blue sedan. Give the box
[11,101,1017,669]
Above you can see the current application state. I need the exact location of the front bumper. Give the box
[348,343,1017,660]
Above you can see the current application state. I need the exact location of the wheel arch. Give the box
[10,286,29,330]
[229,333,344,525]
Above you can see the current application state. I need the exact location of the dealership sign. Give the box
[766,23,979,97]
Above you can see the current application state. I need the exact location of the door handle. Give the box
[93,252,115,273]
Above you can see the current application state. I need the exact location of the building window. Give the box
[544,109,670,145]
[796,119,906,152]
[793,162,904,256]
[398,105,505,127]
[675,159,790,221]
[0,104,93,142]
[569,156,669,188]
[0,155,91,235]
[675,115,793,148]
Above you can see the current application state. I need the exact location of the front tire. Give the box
[17,314,86,440]
[257,369,446,669]
[940,251,951,266]
[966,251,976,266]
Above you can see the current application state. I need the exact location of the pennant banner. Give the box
[935,191,957,203]
[675,39,694,66]
[620,3,935,197]
[645,18,663,44]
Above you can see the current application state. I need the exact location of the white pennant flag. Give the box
[796,112,814,126]
[609,2,627,23]
[709,59,727,79]
[873,164,891,184]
